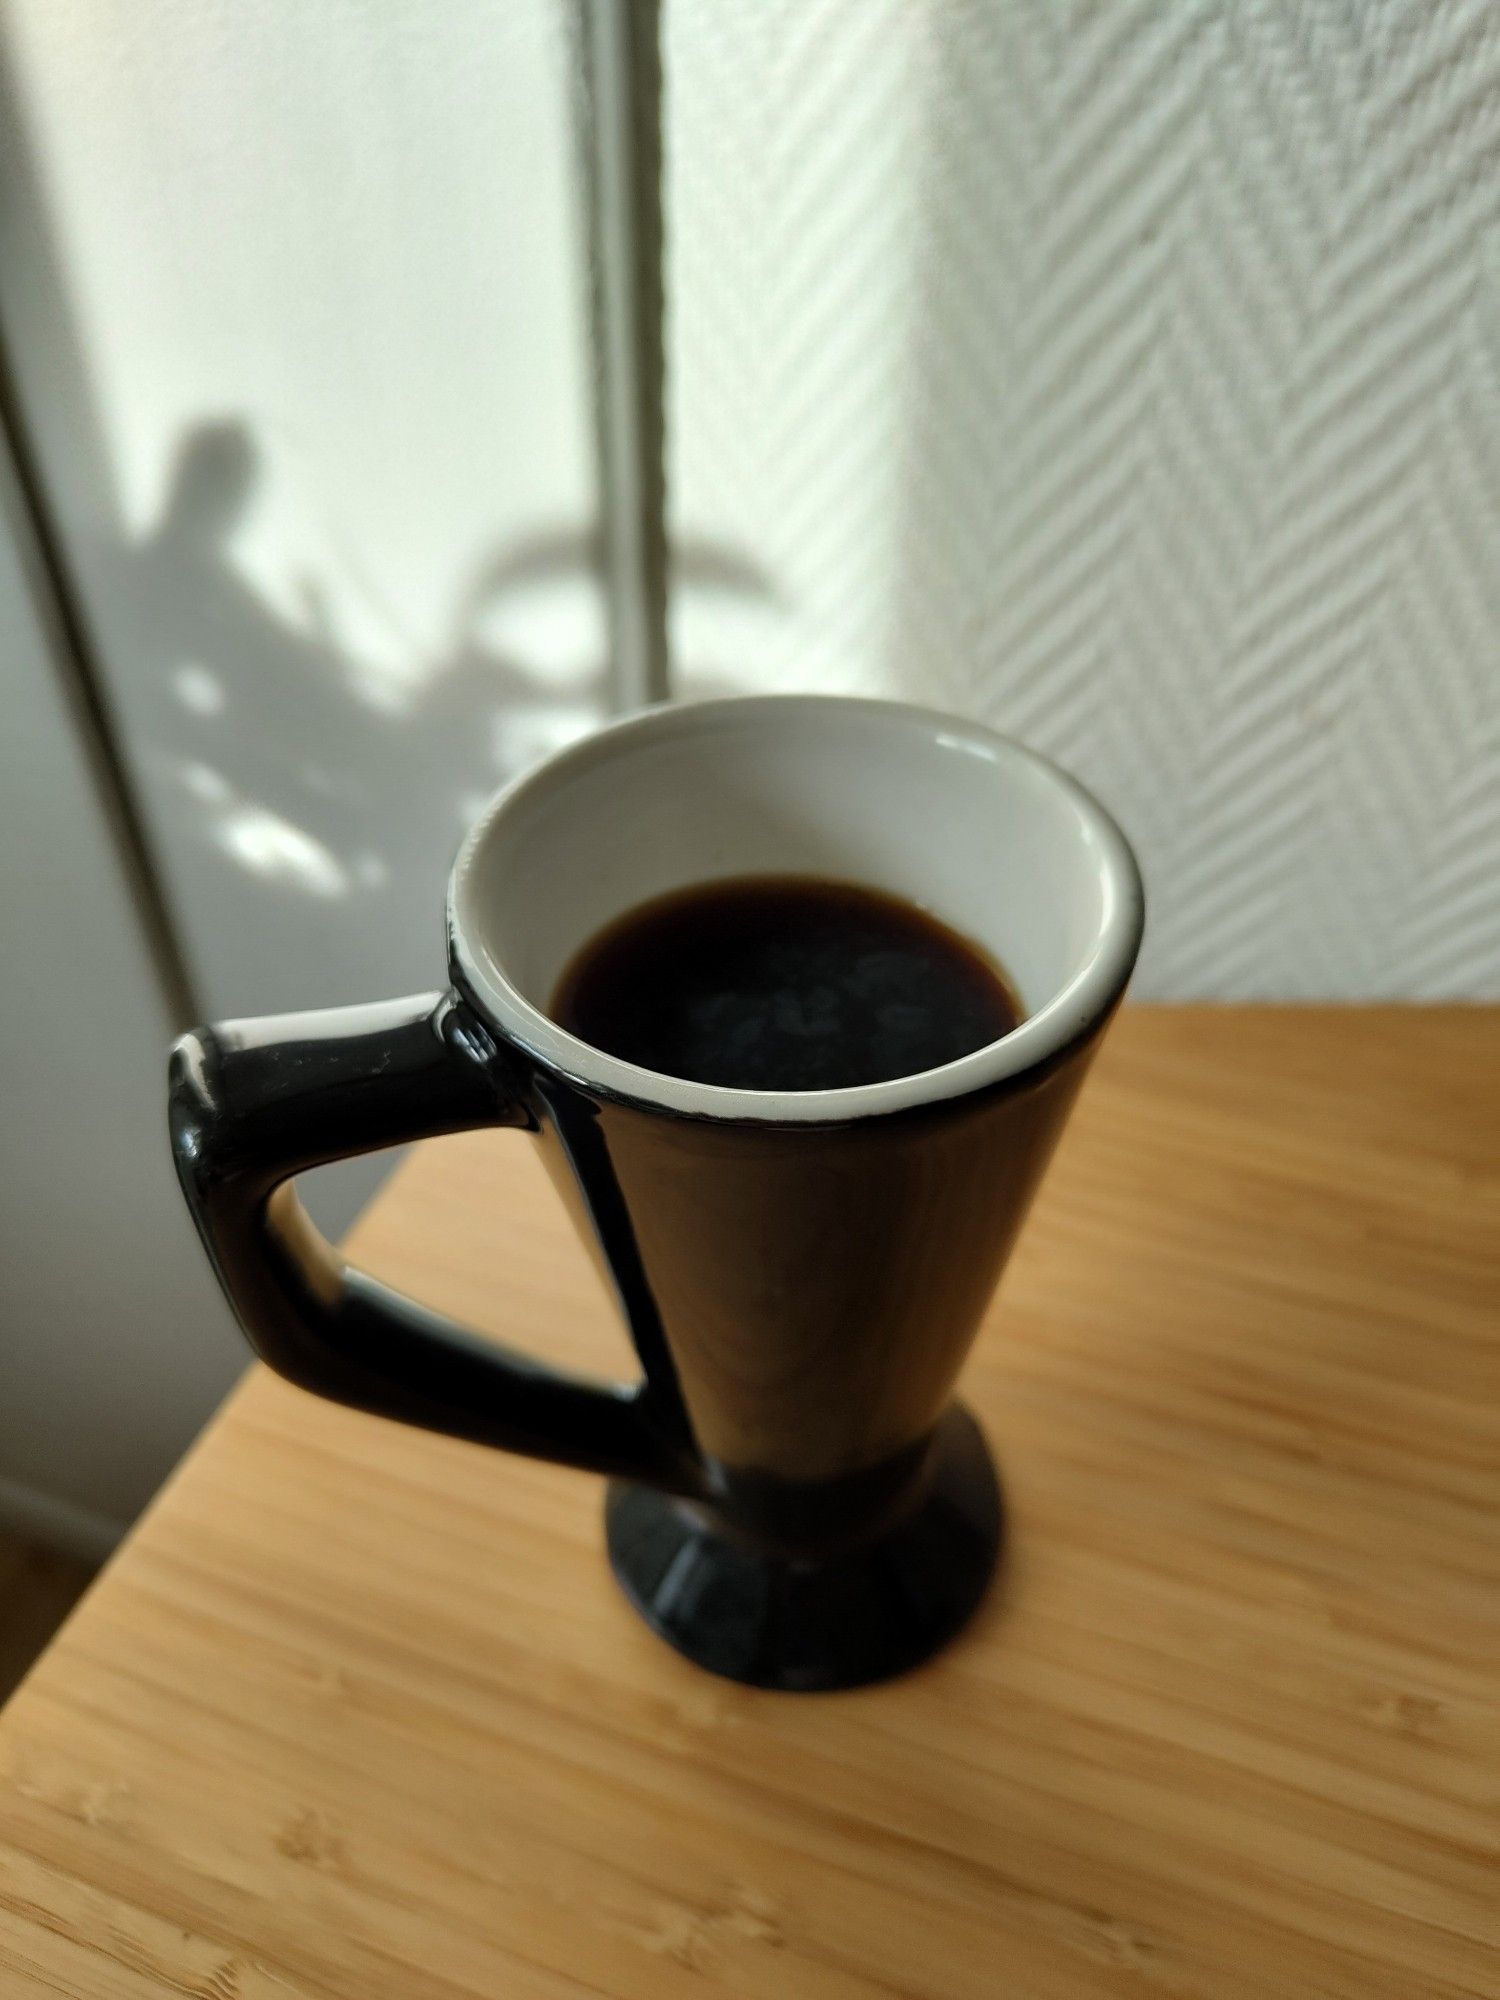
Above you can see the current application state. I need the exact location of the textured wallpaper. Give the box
[664,0,1500,998]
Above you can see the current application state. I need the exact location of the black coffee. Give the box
[551,875,1022,1092]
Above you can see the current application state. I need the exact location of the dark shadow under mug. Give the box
[170,696,1144,1689]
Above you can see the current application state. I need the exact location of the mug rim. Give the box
[448,695,1144,1124]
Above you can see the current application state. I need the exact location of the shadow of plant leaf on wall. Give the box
[132,420,776,1005]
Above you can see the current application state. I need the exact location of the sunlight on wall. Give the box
[0,0,607,1017]
[217,806,350,900]
[172,663,224,716]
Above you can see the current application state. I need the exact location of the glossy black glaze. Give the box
[168,993,698,1492]
[606,1405,1002,1691]
[171,978,1107,1689]
[575,1032,1097,1495]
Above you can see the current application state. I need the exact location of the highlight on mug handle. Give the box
[168,990,698,1493]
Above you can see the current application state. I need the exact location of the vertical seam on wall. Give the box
[0,339,200,1028]
[574,0,670,711]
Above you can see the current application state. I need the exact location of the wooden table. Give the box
[2,1009,1496,2000]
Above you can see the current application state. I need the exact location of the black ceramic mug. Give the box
[171,696,1143,1689]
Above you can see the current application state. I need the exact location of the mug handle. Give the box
[169,991,695,1493]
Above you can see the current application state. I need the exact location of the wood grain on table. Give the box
[0,1008,1496,2000]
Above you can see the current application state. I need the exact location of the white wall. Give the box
[0,0,605,1023]
[0,445,242,1547]
[0,0,605,1528]
[665,0,1500,999]
[14,0,1493,1015]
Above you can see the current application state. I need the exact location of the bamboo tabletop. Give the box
[1,1007,1496,1999]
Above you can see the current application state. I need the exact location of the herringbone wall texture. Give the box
[663,0,1500,998]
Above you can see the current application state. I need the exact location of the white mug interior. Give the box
[449,696,1144,1121]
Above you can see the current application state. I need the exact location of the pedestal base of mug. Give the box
[604,1404,1001,1692]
